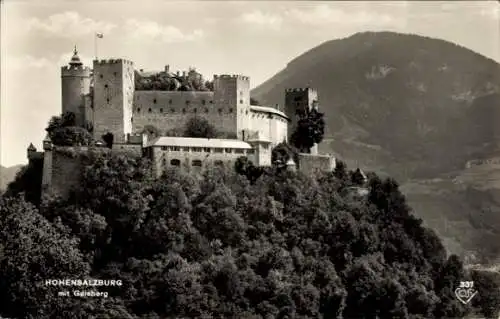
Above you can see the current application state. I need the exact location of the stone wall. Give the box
[61,65,91,127]
[297,153,336,175]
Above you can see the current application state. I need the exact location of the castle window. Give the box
[171,108,175,113]
[205,108,209,113]
[107,98,110,104]
[235,149,245,154]
[153,99,157,104]
[104,84,108,88]
[203,147,211,153]
[202,100,206,105]
[148,108,152,113]
[247,149,255,154]
[162,158,167,165]
[294,97,302,102]
[192,160,202,167]
[170,159,180,166]
[214,148,223,153]
[171,146,180,151]
[240,91,243,97]
[186,100,190,105]
[182,147,189,152]
[229,108,233,113]
[160,108,163,113]
[246,110,248,115]
[214,160,223,166]
[240,99,243,104]
[192,147,202,152]
[182,108,186,114]
[169,99,172,104]
[194,108,197,113]
[209,100,213,104]
[100,74,103,79]
[114,72,117,77]
[161,146,168,151]
[137,108,141,112]
[225,148,232,153]
[218,108,222,113]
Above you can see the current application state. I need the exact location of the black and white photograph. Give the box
[1,0,500,318]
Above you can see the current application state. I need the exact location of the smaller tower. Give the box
[61,46,91,127]
[284,87,319,154]
[27,143,37,160]
[41,134,54,195]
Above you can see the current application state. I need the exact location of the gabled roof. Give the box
[145,136,252,149]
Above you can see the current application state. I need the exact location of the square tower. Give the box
[213,75,250,140]
[92,59,135,143]
[285,88,319,153]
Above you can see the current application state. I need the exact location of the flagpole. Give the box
[94,32,97,61]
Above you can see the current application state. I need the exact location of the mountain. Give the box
[251,31,500,263]
[0,165,24,192]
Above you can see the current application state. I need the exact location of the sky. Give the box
[1,0,499,167]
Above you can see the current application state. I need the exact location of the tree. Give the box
[184,116,218,138]
[142,125,160,139]
[290,108,325,153]
[4,158,43,206]
[271,142,299,167]
[45,112,92,146]
[102,132,114,149]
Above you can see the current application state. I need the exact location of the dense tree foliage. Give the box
[135,70,213,92]
[46,112,93,146]
[184,116,218,138]
[290,108,325,153]
[1,151,498,318]
[4,157,43,206]
[271,142,299,168]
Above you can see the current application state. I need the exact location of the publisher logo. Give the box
[455,281,478,305]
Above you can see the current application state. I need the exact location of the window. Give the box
[229,108,233,113]
[99,74,103,79]
[194,108,197,113]
[162,158,167,165]
[137,108,141,112]
[114,72,117,77]
[182,108,186,114]
[160,108,163,113]
[240,91,243,97]
[209,101,213,104]
[218,108,222,113]
[192,160,202,167]
[205,108,209,113]
[171,108,175,113]
[214,160,223,166]
[203,147,211,153]
[247,149,255,154]
[182,147,190,152]
[186,100,190,105]
[202,100,206,105]
[235,149,245,154]
[214,148,223,153]
[192,147,202,152]
[240,99,243,104]
[224,148,232,153]
[161,146,168,151]
[169,99,172,104]
[170,159,180,166]
[148,108,152,113]
[106,98,110,104]
[171,146,180,151]
[153,99,157,104]
[104,84,108,88]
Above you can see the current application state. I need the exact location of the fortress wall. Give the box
[50,148,86,198]
[132,91,237,135]
[249,110,288,146]
[298,153,336,175]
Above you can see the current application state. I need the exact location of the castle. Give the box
[28,48,336,198]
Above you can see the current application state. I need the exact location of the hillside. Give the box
[252,31,500,261]
[0,165,23,192]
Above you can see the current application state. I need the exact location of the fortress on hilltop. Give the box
[27,48,336,198]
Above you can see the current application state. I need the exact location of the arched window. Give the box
[192,160,202,167]
[170,159,181,166]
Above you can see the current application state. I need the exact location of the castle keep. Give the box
[28,48,336,198]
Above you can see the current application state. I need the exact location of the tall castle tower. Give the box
[61,46,91,127]
[285,87,319,154]
[213,75,251,140]
[93,59,135,143]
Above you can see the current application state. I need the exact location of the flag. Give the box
[96,33,103,38]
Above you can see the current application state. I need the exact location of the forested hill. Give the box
[252,31,500,180]
[251,31,500,264]
[1,151,499,318]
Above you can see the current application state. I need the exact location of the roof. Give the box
[145,137,253,149]
[250,106,289,119]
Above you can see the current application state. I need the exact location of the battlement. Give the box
[61,65,91,76]
[93,59,134,65]
[213,74,250,81]
[285,88,317,93]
